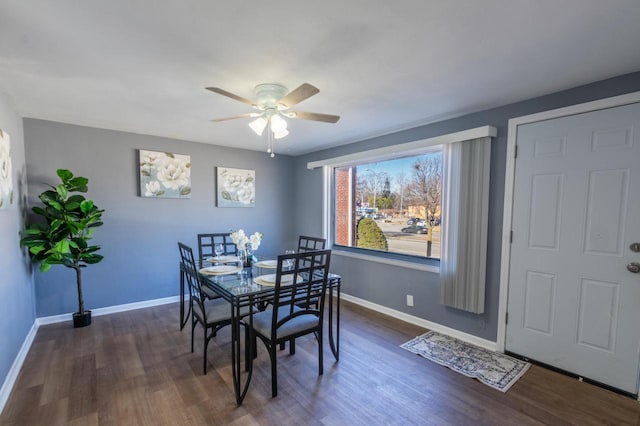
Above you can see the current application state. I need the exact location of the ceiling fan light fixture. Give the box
[269,114,288,133]
[273,129,289,139]
[248,116,268,136]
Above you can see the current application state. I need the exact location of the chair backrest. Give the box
[197,233,237,262]
[297,236,327,268]
[297,235,327,252]
[270,249,332,339]
[178,242,206,308]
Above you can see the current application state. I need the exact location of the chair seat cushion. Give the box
[201,285,220,300]
[193,298,251,325]
[252,306,320,340]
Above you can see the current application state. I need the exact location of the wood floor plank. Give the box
[1,300,639,425]
[38,346,72,407]
[67,353,97,422]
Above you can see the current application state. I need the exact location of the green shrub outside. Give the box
[357,218,388,251]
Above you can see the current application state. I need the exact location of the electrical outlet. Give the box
[406,294,414,307]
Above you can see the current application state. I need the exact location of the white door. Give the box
[506,102,640,394]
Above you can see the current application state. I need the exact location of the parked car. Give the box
[401,225,428,234]
[406,217,424,225]
[415,220,426,227]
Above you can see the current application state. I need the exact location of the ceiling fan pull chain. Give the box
[267,122,275,158]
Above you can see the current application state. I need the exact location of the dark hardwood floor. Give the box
[1,301,638,425]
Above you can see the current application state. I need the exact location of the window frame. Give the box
[309,125,497,271]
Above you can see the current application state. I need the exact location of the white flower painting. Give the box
[139,149,191,198]
[0,130,13,210]
[217,167,255,208]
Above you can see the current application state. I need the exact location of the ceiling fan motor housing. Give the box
[254,83,288,110]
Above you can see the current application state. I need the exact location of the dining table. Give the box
[179,255,341,406]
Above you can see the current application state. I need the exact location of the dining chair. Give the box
[248,249,332,397]
[271,235,328,351]
[297,235,326,252]
[178,242,251,375]
[195,233,238,302]
[296,235,327,304]
[197,233,238,263]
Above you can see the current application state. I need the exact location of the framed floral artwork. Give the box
[216,167,255,207]
[0,129,13,210]
[139,149,191,198]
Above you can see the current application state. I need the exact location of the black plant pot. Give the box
[73,310,92,328]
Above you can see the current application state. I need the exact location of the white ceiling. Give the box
[1,1,639,156]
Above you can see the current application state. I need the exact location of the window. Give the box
[333,147,442,260]
[309,125,496,283]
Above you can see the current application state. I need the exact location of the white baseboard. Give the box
[0,322,38,416]
[341,293,497,351]
[35,295,182,326]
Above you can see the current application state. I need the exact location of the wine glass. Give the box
[214,243,224,260]
[284,249,296,270]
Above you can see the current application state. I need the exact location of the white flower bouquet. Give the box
[231,229,262,268]
[230,229,263,251]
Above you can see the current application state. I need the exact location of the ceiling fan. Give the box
[205,83,340,142]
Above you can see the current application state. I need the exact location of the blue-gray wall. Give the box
[3,71,640,397]
[0,93,35,392]
[23,119,296,317]
[293,71,640,342]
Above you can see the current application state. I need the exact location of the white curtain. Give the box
[440,137,491,314]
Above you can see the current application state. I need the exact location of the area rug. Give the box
[401,331,530,392]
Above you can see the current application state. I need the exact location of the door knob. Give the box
[628,262,640,273]
[631,242,640,253]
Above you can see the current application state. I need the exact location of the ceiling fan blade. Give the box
[290,110,340,123]
[210,113,258,122]
[278,83,320,108]
[206,87,256,107]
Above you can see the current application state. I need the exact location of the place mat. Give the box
[401,331,530,392]
[199,265,241,276]
[255,259,277,268]
[205,255,240,263]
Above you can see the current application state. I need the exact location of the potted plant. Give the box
[20,169,104,328]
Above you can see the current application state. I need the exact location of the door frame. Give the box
[497,91,640,363]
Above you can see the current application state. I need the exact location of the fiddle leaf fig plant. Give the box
[20,169,104,316]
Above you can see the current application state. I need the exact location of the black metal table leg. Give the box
[328,278,340,361]
[336,281,340,360]
[231,296,253,406]
[230,300,241,405]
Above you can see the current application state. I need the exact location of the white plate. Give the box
[255,274,302,286]
[253,276,275,286]
[205,255,240,263]
[199,265,241,275]
[255,260,277,268]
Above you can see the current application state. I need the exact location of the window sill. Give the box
[332,249,440,274]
